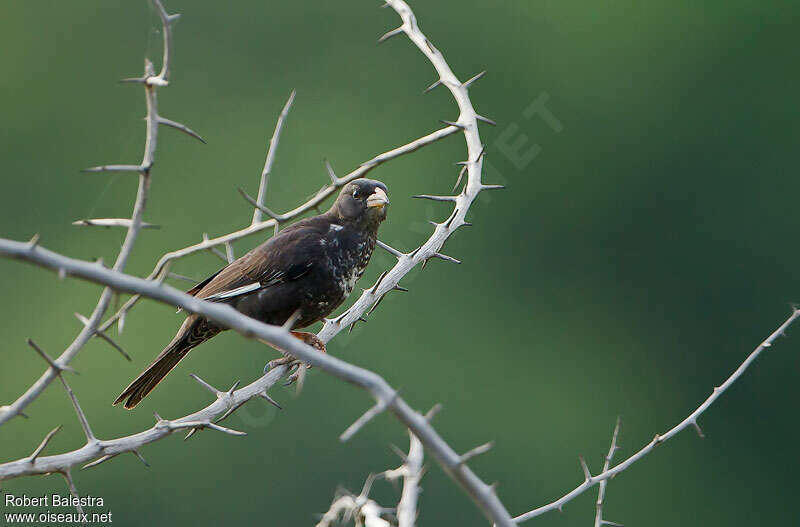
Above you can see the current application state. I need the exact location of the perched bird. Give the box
[113,178,389,409]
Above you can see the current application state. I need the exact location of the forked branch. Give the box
[0,0,195,426]
[513,309,800,522]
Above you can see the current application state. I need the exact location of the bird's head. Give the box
[331,179,389,228]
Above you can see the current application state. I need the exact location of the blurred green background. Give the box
[2,0,800,525]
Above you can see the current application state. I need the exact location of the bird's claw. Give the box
[263,331,326,389]
[264,356,306,387]
[284,363,307,386]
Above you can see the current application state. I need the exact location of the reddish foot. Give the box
[265,331,327,386]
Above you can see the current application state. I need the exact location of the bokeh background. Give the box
[2,0,800,525]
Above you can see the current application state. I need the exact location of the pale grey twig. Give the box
[60,469,84,515]
[383,431,424,527]
[253,90,296,225]
[318,430,424,527]
[514,309,800,522]
[594,418,622,527]
[71,219,160,229]
[0,0,187,426]
[316,494,391,527]
[0,335,290,480]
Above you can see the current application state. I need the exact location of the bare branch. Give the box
[320,430,425,527]
[0,359,291,480]
[0,239,516,527]
[316,494,391,527]
[60,469,84,515]
[0,0,189,425]
[514,309,800,522]
[252,90,296,225]
[385,431,425,527]
[594,417,622,527]
[3,1,512,525]
[149,0,176,84]
[72,219,159,229]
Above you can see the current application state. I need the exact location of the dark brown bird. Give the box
[113,179,389,409]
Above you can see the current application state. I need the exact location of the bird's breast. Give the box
[320,229,376,299]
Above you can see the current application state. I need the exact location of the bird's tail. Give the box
[113,317,214,409]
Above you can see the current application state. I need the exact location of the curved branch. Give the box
[1,1,511,524]
[0,0,186,426]
[514,309,800,522]
[0,239,514,527]
[387,431,424,527]
[316,0,498,350]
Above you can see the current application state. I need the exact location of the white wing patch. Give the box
[204,282,262,301]
[329,224,343,232]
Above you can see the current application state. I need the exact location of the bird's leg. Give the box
[265,331,326,386]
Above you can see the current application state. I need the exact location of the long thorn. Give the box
[157,116,206,144]
[58,376,96,443]
[378,26,404,43]
[29,425,63,462]
[463,70,487,88]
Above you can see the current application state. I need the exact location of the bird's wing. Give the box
[186,218,326,303]
[185,269,222,297]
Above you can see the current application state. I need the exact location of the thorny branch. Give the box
[384,431,424,527]
[2,1,794,526]
[594,418,622,527]
[0,238,516,526]
[315,431,424,527]
[0,0,198,426]
[4,0,512,521]
[513,309,800,523]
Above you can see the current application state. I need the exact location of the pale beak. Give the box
[366,187,389,208]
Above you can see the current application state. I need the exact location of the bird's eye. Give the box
[352,189,359,198]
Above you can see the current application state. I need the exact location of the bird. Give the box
[113,178,389,409]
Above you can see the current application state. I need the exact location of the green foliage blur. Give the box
[2,1,799,525]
